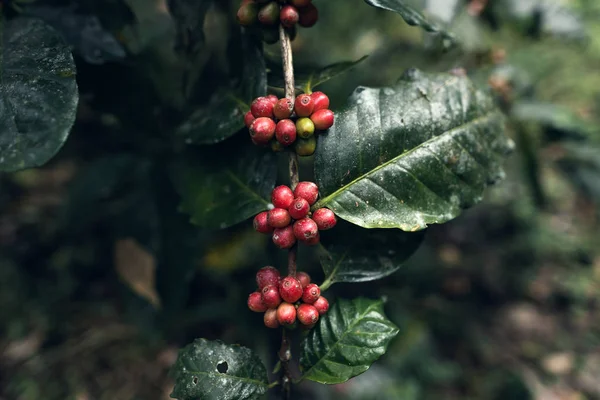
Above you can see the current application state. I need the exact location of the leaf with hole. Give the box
[170,338,269,400]
[300,297,399,384]
[314,69,513,231]
[0,17,78,172]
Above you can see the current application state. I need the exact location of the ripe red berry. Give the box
[277,302,297,325]
[296,272,311,288]
[244,111,255,128]
[313,296,329,315]
[264,308,280,329]
[312,208,337,230]
[267,208,291,228]
[273,225,296,249]
[310,91,330,111]
[288,197,310,220]
[251,97,274,118]
[298,3,318,27]
[290,0,311,7]
[302,283,321,304]
[311,109,335,130]
[293,218,319,242]
[294,94,314,117]
[280,5,299,28]
[279,276,303,303]
[294,181,319,205]
[271,185,294,209]
[253,211,274,234]
[258,1,280,25]
[262,285,282,308]
[250,117,276,144]
[266,94,278,105]
[256,266,281,289]
[297,304,319,325]
[275,119,297,146]
[274,98,294,120]
[304,231,320,246]
[248,291,267,312]
[296,117,315,139]
[295,137,316,156]
[237,2,259,26]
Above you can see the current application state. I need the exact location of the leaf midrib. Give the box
[180,369,268,388]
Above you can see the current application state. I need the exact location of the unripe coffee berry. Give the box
[298,3,318,27]
[261,26,279,44]
[294,181,319,205]
[256,266,281,289]
[275,120,297,147]
[302,283,321,304]
[290,0,311,7]
[271,185,294,209]
[274,98,294,120]
[296,118,315,139]
[310,91,330,111]
[237,2,258,26]
[296,271,311,288]
[266,94,278,105]
[304,231,320,246]
[289,197,310,220]
[295,137,316,156]
[264,308,279,329]
[267,208,291,228]
[279,276,303,303]
[297,304,319,325]
[273,225,296,249]
[248,291,267,312]
[271,140,284,152]
[261,285,282,308]
[280,5,299,28]
[253,211,274,234]
[313,296,329,315]
[250,117,276,144]
[312,208,337,230]
[311,109,335,131]
[294,94,315,117]
[244,111,255,128]
[277,302,297,325]
[251,97,274,118]
[258,2,280,25]
[293,217,319,242]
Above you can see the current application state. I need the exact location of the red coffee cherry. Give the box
[274,98,294,120]
[294,94,315,117]
[264,308,280,329]
[273,225,296,249]
[277,302,297,325]
[302,283,321,304]
[295,137,316,156]
[253,211,274,234]
[298,3,318,27]
[294,181,319,205]
[249,117,276,144]
[304,231,320,246]
[296,271,311,288]
[288,197,310,220]
[311,109,335,130]
[248,291,267,312]
[250,96,275,118]
[296,117,315,139]
[312,208,337,230]
[258,2,280,25]
[266,94,278,105]
[310,91,330,111]
[261,285,282,308]
[280,5,299,28]
[271,185,294,209]
[237,2,259,26]
[313,296,329,315]
[275,119,297,146]
[297,304,319,325]
[293,218,319,242]
[267,208,291,228]
[244,111,255,128]
[290,0,311,7]
[256,266,281,289]
[279,276,303,303]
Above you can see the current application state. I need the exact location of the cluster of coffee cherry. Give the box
[248,267,329,328]
[254,182,336,248]
[245,92,335,156]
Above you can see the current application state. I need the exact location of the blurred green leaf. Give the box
[0,18,78,172]
[170,338,269,400]
[166,0,212,55]
[300,297,399,384]
[314,69,513,231]
[556,141,600,203]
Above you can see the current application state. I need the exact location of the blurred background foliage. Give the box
[2,0,600,399]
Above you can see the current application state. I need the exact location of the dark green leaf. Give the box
[0,17,78,172]
[556,142,600,203]
[172,138,276,229]
[319,221,425,285]
[170,338,269,400]
[363,0,457,47]
[300,297,399,384]
[314,69,513,231]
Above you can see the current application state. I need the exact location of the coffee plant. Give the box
[4,0,600,399]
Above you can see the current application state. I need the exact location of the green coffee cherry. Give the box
[296,117,315,139]
[258,2,280,25]
[295,136,316,156]
[261,26,279,44]
[237,2,259,26]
